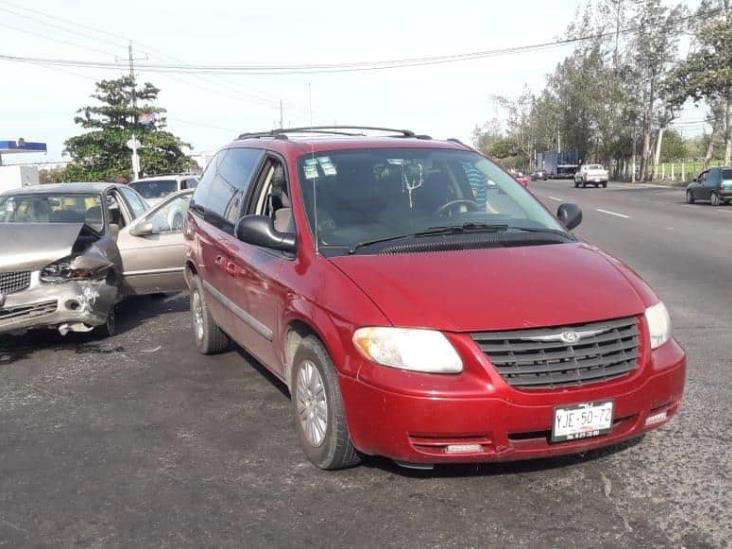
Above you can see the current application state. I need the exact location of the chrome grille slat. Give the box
[471,316,641,389]
[475,326,637,352]
[489,338,639,365]
[471,317,637,340]
[0,300,57,326]
[0,271,32,295]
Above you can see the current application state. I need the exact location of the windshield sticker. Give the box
[304,158,319,180]
[318,156,337,176]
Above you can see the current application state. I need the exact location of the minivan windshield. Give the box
[129,179,177,199]
[297,148,567,255]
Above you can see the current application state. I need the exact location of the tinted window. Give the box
[119,187,148,218]
[722,169,732,182]
[298,148,564,255]
[129,179,178,199]
[195,148,263,230]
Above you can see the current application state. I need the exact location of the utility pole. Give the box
[118,42,147,180]
[613,0,622,72]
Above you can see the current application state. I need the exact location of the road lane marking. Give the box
[715,208,732,214]
[548,196,564,202]
[596,208,630,219]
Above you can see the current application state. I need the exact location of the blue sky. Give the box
[0,0,705,163]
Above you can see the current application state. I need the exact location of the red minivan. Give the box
[184,127,685,470]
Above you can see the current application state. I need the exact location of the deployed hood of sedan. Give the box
[0,223,92,271]
[330,243,648,332]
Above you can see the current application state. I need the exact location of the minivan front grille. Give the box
[471,316,641,389]
[0,271,31,295]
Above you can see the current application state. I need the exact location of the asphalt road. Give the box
[1,181,730,548]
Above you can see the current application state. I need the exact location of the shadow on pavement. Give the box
[0,293,189,365]
[359,436,644,478]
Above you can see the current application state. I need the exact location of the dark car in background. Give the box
[686,167,732,206]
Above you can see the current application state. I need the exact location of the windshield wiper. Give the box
[347,223,509,254]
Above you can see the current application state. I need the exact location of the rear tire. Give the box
[686,190,695,204]
[710,192,721,207]
[602,182,608,188]
[190,276,229,354]
[291,335,360,470]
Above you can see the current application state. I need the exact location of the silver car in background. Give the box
[129,174,199,208]
[0,183,192,337]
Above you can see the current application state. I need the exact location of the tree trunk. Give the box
[652,127,665,181]
[703,124,718,169]
[724,98,732,165]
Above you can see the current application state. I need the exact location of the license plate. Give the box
[552,401,613,442]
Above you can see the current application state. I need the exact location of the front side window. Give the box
[297,148,566,256]
[146,194,193,233]
[119,187,148,218]
[194,147,263,230]
[0,193,104,232]
[129,179,178,200]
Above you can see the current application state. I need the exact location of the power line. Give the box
[0,0,290,111]
[0,8,722,76]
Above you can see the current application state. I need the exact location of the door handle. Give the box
[215,255,225,266]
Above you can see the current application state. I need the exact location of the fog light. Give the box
[445,443,483,454]
[645,411,668,426]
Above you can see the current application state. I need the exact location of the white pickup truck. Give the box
[574,164,609,188]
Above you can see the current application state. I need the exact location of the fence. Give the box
[616,159,727,183]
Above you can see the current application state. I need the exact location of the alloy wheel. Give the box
[296,360,328,447]
[192,289,204,342]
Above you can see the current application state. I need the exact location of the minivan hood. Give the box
[330,243,648,332]
[0,223,85,271]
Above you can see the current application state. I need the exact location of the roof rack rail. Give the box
[236,126,430,140]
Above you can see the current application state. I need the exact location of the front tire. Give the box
[710,192,721,207]
[291,335,360,470]
[190,276,229,354]
[96,306,116,338]
[686,190,695,204]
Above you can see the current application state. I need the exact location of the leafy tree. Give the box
[61,75,192,181]
[660,129,688,160]
[669,0,732,164]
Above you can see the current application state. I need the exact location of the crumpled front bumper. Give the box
[0,272,117,335]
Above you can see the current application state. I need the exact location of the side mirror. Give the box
[236,215,296,252]
[557,203,583,230]
[130,221,155,237]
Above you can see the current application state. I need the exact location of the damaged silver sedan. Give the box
[0,183,191,337]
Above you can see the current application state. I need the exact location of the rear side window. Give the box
[192,148,263,231]
[722,169,732,182]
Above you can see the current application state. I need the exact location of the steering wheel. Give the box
[436,199,481,217]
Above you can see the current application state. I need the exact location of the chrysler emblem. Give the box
[561,330,581,344]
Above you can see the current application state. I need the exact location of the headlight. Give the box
[41,255,105,282]
[352,327,463,373]
[644,302,671,349]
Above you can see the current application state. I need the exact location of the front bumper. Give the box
[339,338,685,464]
[0,273,117,335]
